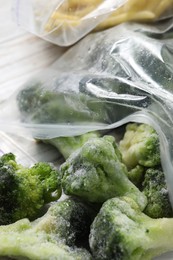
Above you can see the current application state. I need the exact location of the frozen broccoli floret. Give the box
[0,152,16,165]
[35,197,97,248]
[142,168,173,218]
[119,123,160,169]
[43,131,100,159]
[89,196,173,260]
[60,136,147,210]
[0,153,62,225]
[0,198,93,260]
[127,165,145,188]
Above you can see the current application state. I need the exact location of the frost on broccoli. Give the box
[142,168,173,218]
[0,153,62,225]
[35,197,97,248]
[60,135,147,210]
[89,196,173,260]
[119,123,160,169]
[0,198,93,260]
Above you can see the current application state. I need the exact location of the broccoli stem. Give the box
[104,162,147,211]
[142,218,173,259]
[0,232,76,260]
[43,131,100,159]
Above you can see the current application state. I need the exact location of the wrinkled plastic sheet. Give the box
[1,19,173,212]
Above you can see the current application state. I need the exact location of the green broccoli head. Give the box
[60,136,147,210]
[142,168,173,218]
[127,165,145,188]
[0,153,62,225]
[119,123,161,169]
[0,198,93,260]
[27,162,62,203]
[35,197,97,248]
[0,161,18,225]
[89,196,173,260]
[0,152,16,165]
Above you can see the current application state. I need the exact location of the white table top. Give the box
[0,1,66,165]
[0,1,66,99]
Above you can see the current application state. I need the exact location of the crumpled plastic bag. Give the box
[1,18,173,213]
[12,0,173,46]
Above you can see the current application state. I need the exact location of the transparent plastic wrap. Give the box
[1,19,173,195]
[1,19,173,259]
[0,132,36,166]
[12,0,173,46]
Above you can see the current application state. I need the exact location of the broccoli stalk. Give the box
[0,153,62,225]
[89,196,173,260]
[43,131,100,159]
[60,135,147,210]
[0,198,93,260]
[119,123,161,169]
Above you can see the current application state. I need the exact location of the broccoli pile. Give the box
[0,153,61,225]
[0,122,173,259]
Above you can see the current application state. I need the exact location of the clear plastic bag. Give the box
[2,18,173,213]
[2,18,173,259]
[12,0,173,46]
[0,131,36,166]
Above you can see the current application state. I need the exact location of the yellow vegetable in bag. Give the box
[45,0,173,32]
[12,0,173,45]
[98,0,173,29]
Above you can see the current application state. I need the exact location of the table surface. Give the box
[0,1,66,98]
[0,0,66,165]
